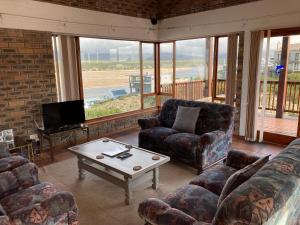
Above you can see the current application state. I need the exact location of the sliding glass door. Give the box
[259,32,300,142]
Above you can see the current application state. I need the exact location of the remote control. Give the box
[117,153,133,160]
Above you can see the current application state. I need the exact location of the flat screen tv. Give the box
[42,100,85,130]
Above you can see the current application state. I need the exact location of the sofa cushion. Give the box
[165,133,201,161]
[189,164,237,195]
[159,99,234,135]
[218,155,270,206]
[139,127,179,151]
[164,184,218,223]
[1,182,57,214]
[172,106,201,133]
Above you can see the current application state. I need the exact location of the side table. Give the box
[38,125,90,161]
[8,137,34,161]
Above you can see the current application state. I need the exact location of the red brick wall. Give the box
[158,0,261,19]
[34,0,158,19]
[0,28,57,138]
[34,0,260,19]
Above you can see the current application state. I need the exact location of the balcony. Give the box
[161,79,300,137]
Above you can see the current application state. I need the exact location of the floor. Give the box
[258,114,299,137]
[38,129,284,225]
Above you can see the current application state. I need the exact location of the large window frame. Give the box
[75,34,235,121]
[76,37,160,122]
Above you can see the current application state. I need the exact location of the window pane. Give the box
[142,43,155,93]
[144,95,156,108]
[80,38,141,120]
[160,43,173,93]
[175,39,209,101]
[216,37,228,98]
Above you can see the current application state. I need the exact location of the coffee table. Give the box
[68,138,170,205]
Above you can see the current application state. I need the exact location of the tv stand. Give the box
[38,124,89,161]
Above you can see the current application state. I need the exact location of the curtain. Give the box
[225,33,238,106]
[245,31,264,142]
[54,35,80,102]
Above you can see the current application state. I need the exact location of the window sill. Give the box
[85,107,159,125]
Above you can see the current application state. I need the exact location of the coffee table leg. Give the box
[152,168,159,190]
[125,177,133,205]
[78,156,85,180]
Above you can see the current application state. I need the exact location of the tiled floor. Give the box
[38,129,285,225]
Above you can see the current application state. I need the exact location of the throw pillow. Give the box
[0,142,10,158]
[172,106,201,133]
[218,155,270,206]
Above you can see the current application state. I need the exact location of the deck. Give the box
[258,115,298,137]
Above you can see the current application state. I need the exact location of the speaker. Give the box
[150,16,158,25]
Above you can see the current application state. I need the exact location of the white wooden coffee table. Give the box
[68,138,170,205]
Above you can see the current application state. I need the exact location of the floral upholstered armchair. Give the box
[0,142,78,225]
[138,99,235,174]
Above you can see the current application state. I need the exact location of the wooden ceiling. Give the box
[34,0,261,19]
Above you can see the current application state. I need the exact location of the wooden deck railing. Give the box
[259,80,300,113]
[161,79,300,114]
[160,80,206,101]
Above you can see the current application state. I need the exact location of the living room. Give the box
[0,0,300,224]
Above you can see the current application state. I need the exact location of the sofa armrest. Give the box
[138,198,197,225]
[199,130,226,146]
[0,156,28,173]
[138,117,161,130]
[12,162,39,189]
[225,149,260,170]
[9,192,78,224]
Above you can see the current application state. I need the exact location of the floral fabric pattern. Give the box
[138,99,235,173]
[0,156,78,225]
[225,149,260,170]
[213,139,300,225]
[0,156,28,173]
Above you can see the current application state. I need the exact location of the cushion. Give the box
[164,133,201,161]
[189,164,237,195]
[164,184,218,223]
[172,106,201,133]
[139,127,178,145]
[0,182,57,214]
[0,143,10,159]
[218,155,270,206]
[226,149,260,170]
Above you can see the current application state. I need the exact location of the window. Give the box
[214,37,228,99]
[175,38,210,101]
[79,38,142,120]
[160,43,174,95]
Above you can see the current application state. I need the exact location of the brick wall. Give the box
[34,0,260,19]
[158,0,261,19]
[0,28,57,138]
[34,0,158,19]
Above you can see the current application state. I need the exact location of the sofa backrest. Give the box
[213,138,300,225]
[159,99,234,135]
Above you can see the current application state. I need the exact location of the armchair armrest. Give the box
[138,198,197,225]
[225,149,260,170]
[12,162,39,189]
[9,192,78,224]
[138,117,161,130]
[0,156,28,173]
[199,130,226,146]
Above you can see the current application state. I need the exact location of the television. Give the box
[42,100,85,130]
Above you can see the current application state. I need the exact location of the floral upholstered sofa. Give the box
[0,143,78,225]
[138,139,300,225]
[138,99,235,174]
